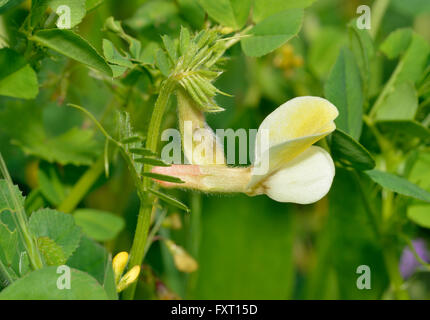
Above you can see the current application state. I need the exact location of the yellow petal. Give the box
[249,96,338,189]
[259,146,335,204]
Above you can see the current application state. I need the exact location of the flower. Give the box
[164,239,198,273]
[400,239,430,279]
[112,251,129,284]
[116,265,141,293]
[153,96,339,204]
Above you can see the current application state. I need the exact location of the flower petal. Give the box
[249,96,338,189]
[259,146,335,204]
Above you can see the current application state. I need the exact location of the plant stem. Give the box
[370,0,390,39]
[123,78,176,300]
[58,156,104,213]
[382,245,410,300]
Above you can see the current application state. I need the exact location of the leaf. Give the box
[49,0,86,28]
[0,179,25,215]
[102,39,134,68]
[29,209,81,260]
[0,0,24,13]
[30,29,112,76]
[324,47,363,140]
[134,157,170,166]
[365,170,430,202]
[0,266,108,299]
[253,0,315,22]
[73,209,124,242]
[37,236,67,266]
[391,0,430,16]
[177,0,205,28]
[155,49,171,77]
[375,82,418,121]
[241,9,304,57]
[407,205,430,229]
[0,48,38,99]
[86,0,103,11]
[125,0,178,31]
[142,172,185,184]
[37,161,66,206]
[0,222,18,266]
[199,0,252,30]
[376,120,430,140]
[162,35,178,63]
[330,129,375,171]
[149,188,190,212]
[67,236,117,300]
[380,28,413,59]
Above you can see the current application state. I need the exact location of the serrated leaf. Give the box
[330,129,375,171]
[0,266,108,299]
[365,170,430,202]
[324,47,363,139]
[162,35,178,63]
[31,29,112,76]
[149,188,189,212]
[0,222,18,266]
[407,205,430,229]
[0,48,38,99]
[37,236,66,266]
[102,39,134,68]
[73,209,124,242]
[0,179,25,215]
[142,172,185,184]
[29,209,81,260]
[241,9,304,57]
[199,0,252,30]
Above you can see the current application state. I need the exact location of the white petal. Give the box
[249,96,338,189]
[262,146,335,204]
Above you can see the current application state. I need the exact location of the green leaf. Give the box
[49,0,86,28]
[365,170,430,202]
[407,205,430,228]
[155,49,171,77]
[253,0,315,22]
[125,0,178,31]
[330,129,375,171]
[0,48,38,99]
[30,29,112,76]
[375,82,418,121]
[241,9,304,57]
[149,188,190,212]
[395,34,430,85]
[73,209,124,242]
[376,120,430,140]
[0,266,108,299]
[162,35,178,63]
[380,28,413,59]
[324,47,363,139]
[86,0,103,11]
[177,0,205,28]
[102,39,134,68]
[37,162,66,206]
[67,236,117,300]
[0,222,18,266]
[29,209,81,260]
[142,172,185,184]
[0,0,24,13]
[392,0,430,16]
[135,157,170,166]
[199,0,252,30]
[0,179,25,215]
[37,236,67,266]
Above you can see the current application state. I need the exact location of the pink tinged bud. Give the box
[151,165,251,193]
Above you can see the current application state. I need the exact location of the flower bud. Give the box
[112,251,128,284]
[164,239,198,273]
[116,265,141,292]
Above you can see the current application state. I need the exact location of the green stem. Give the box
[58,156,104,213]
[123,78,176,300]
[382,245,410,300]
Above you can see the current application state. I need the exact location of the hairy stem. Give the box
[123,78,176,299]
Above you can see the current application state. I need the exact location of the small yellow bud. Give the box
[165,240,198,273]
[112,251,129,284]
[162,213,183,230]
[116,265,141,293]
